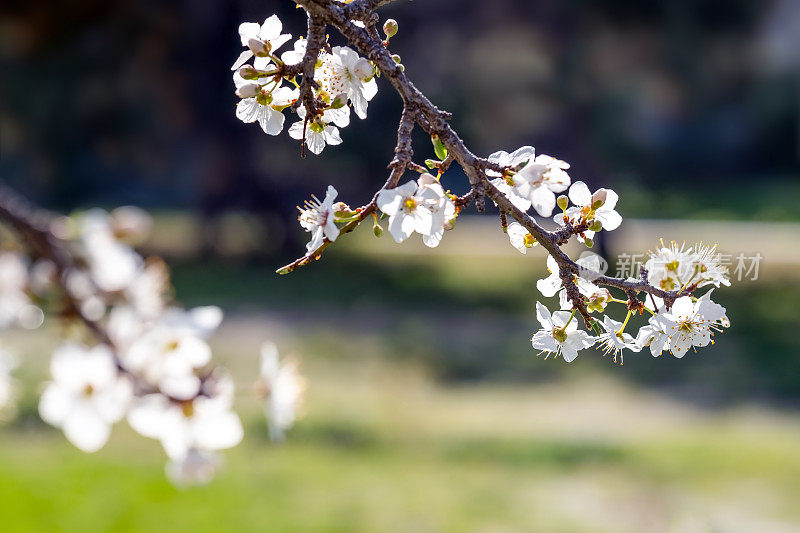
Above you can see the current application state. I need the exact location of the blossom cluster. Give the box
[0,206,307,487]
[232,15,378,154]
[532,253,730,364]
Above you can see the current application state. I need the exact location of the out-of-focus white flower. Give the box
[299,186,340,253]
[531,302,595,362]
[231,15,292,71]
[127,375,243,461]
[124,326,212,400]
[0,349,18,420]
[512,155,571,216]
[0,251,38,329]
[39,344,132,452]
[77,210,141,293]
[165,448,221,488]
[258,342,305,442]
[122,306,220,399]
[597,315,640,363]
[660,293,728,358]
[110,206,153,244]
[126,260,169,320]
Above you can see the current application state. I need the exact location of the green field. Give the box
[1,222,800,532]
[3,317,800,532]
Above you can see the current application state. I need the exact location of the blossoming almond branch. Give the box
[0,184,304,486]
[233,1,730,363]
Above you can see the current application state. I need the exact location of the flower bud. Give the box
[373,223,383,238]
[591,188,608,209]
[248,38,271,57]
[236,83,261,99]
[588,219,603,232]
[352,58,374,81]
[583,237,594,248]
[330,93,348,109]
[391,54,402,64]
[238,65,259,80]
[383,19,398,38]
[556,195,568,211]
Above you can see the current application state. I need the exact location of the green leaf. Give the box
[432,136,448,161]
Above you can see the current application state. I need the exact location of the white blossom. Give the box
[692,242,731,288]
[507,221,534,254]
[490,178,533,213]
[486,146,538,212]
[39,344,132,452]
[299,186,340,253]
[486,146,536,177]
[569,181,621,230]
[416,173,455,248]
[259,342,305,442]
[660,293,728,358]
[554,181,622,244]
[596,315,640,363]
[231,15,292,71]
[316,46,378,119]
[644,240,698,292]
[235,73,299,136]
[280,38,307,65]
[537,254,607,310]
[376,179,443,244]
[531,302,595,362]
[287,105,346,155]
[512,154,571,216]
[635,314,672,356]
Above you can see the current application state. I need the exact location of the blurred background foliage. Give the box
[2,0,800,530]
[1,0,799,222]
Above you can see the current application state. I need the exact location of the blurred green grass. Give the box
[4,304,800,531]
[3,347,800,532]
[2,219,800,531]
